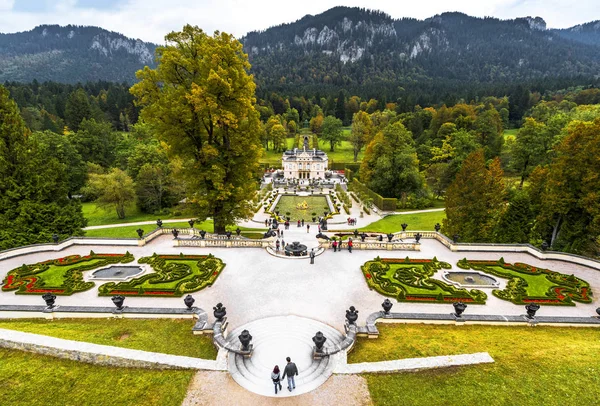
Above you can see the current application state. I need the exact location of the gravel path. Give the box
[182,371,372,406]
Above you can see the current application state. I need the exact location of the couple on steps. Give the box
[270,357,299,394]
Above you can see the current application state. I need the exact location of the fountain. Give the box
[442,271,499,288]
[90,266,143,280]
[284,241,308,256]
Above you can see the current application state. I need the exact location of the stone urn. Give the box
[453,302,467,317]
[378,235,383,242]
[188,219,196,228]
[415,233,422,243]
[183,294,195,310]
[434,223,441,232]
[387,233,394,242]
[345,306,359,325]
[360,233,367,242]
[172,229,179,239]
[42,293,56,309]
[239,329,252,351]
[401,223,408,231]
[136,228,144,239]
[382,299,393,314]
[213,303,227,321]
[52,234,59,244]
[354,229,359,237]
[226,231,232,239]
[236,227,241,236]
[541,241,549,251]
[112,295,125,310]
[525,303,540,319]
[200,230,206,239]
[452,234,460,243]
[156,219,163,228]
[312,331,327,353]
[596,307,600,317]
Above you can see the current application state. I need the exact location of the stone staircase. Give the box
[225,315,346,397]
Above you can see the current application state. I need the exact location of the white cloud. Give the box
[0,0,598,43]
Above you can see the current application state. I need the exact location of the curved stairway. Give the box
[225,315,346,397]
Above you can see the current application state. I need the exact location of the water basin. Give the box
[442,271,499,288]
[90,266,143,280]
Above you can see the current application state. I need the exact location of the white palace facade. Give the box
[281,136,329,180]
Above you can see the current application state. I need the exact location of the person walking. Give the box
[297,220,301,228]
[348,238,353,253]
[301,219,305,227]
[271,365,282,394]
[276,239,280,252]
[306,224,310,233]
[282,357,298,392]
[310,248,315,264]
[277,229,280,238]
[265,219,268,227]
[332,240,337,252]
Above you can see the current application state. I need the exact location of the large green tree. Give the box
[321,115,343,152]
[510,118,553,188]
[443,149,506,242]
[84,168,135,219]
[130,25,262,233]
[360,121,424,200]
[0,86,85,249]
[64,88,93,132]
[350,110,372,162]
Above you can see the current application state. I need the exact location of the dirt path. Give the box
[182,371,373,406]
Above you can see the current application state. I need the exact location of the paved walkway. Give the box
[84,218,195,230]
[1,236,599,331]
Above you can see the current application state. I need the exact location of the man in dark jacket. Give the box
[281,356,298,391]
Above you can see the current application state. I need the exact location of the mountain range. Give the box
[1,7,600,92]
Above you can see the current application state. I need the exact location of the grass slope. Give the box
[82,202,188,227]
[0,348,193,406]
[358,211,446,233]
[85,221,267,239]
[350,324,600,406]
[274,195,329,220]
[0,318,217,359]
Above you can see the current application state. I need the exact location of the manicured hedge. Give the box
[2,252,134,295]
[458,258,592,306]
[98,253,225,297]
[361,257,487,304]
[351,179,397,211]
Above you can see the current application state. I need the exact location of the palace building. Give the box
[281,136,329,180]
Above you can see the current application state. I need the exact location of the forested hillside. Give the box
[0,25,156,83]
[243,7,600,101]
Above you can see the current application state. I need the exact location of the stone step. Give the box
[225,315,345,398]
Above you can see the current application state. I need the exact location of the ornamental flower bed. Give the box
[98,253,225,297]
[361,256,487,304]
[1,251,134,295]
[457,258,592,306]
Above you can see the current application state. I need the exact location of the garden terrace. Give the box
[98,254,225,297]
[458,258,592,306]
[2,252,134,295]
[361,257,487,304]
[272,194,330,221]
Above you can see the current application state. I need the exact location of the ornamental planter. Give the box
[312,331,327,352]
[382,298,393,314]
[112,295,125,310]
[453,302,467,317]
[239,329,252,351]
[345,306,359,324]
[213,303,227,321]
[42,293,56,309]
[183,294,195,309]
[525,303,540,319]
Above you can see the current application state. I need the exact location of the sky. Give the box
[0,0,599,43]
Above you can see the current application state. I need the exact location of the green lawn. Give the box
[82,202,188,227]
[351,324,600,406]
[356,210,446,233]
[0,318,217,359]
[259,133,363,165]
[503,128,519,140]
[84,221,267,239]
[487,265,559,297]
[274,195,329,221]
[0,348,193,406]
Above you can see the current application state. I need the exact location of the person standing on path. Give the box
[301,219,305,227]
[282,357,298,392]
[310,248,315,264]
[306,224,310,233]
[271,365,282,394]
[276,239,280,252]
[348,238,353,253]
[332,240,337,252]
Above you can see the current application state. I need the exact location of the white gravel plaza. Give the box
[1,224,600,331]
